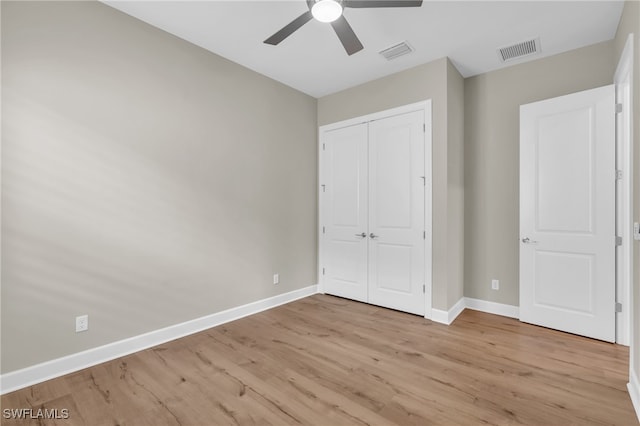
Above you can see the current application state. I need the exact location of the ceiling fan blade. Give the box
[331,16,364,56]
[264,11,313,45]
[344,0,423,8]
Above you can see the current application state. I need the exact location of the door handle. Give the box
[521,237,539,244]
[369,233,379,239]
[355,232,367,238]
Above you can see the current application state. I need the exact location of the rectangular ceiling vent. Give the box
[498,38,541,62]
[379,41,414,61]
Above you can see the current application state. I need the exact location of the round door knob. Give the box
[369,233,378,239]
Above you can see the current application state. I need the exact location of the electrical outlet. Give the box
[75,315,88,333]
[273,273,279,285]
[491,279,499,290]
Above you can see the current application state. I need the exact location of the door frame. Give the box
[614,33,634,346]
[317,100,433,319]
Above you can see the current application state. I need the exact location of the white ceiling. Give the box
[103,1,624,98]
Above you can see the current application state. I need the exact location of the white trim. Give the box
[431,297,519,325]
[628,368,640,423]
[614,33,634,346]
[430,308,449,324]
[464,297,519,319]
[317,122,325,295]
[0,285,318,395]
[431,298,465,325]
[319,101,431,133]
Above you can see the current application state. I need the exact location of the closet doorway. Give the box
[318,101,432,317]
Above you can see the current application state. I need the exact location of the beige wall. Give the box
[614,0,640,381]
[1,1,317,373]
[464,41,615,306]
[318,57,464,312]
[446,60,465,307]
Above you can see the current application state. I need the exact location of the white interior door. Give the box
[520,85,615,342]
[322,123,368,302]
[368,111,425,315]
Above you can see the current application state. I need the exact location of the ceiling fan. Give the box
[264,0,423,56]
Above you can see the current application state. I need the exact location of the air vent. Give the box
[379,41,414,61]
[497,38,541,62]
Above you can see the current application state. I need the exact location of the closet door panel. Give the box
[368,111,425,315]
[322,124,368,302]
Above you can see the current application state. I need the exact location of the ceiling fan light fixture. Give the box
[311,0,343,23]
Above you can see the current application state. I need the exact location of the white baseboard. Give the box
[0,285,318,395]
[432,297,519,325]
[464,297,519,319]
[430,308,448,324]
[431,297,465,325]
[628,368,640,422]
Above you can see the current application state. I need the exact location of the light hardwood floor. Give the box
[2,294,637,425]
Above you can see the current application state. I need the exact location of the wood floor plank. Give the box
[2,294,637,425]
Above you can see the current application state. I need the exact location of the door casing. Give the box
[614,34,634,347]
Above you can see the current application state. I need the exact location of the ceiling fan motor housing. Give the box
[311,0,344,23]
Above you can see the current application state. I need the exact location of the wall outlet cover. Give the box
[76,315,88,333]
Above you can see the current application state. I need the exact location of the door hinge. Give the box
[322,267,325,275]
[616,103,623,114]
[616,302,622,313]
[616,236,622,246]
[423,231,426,239]
[322,143,326,151]
[321,184,326,192]
[420,176,426,186]
[322,226,325,234]
[616,170,623,180]
[423,284,425,293]
[423,123,426,132]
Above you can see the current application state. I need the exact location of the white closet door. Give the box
[368,111,425,315]
[322,123,369,302]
